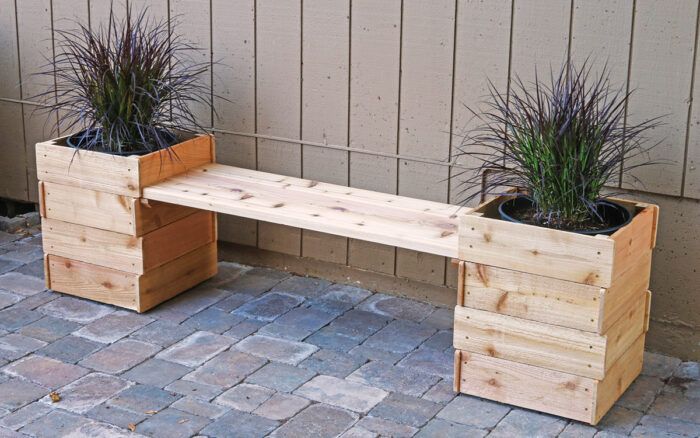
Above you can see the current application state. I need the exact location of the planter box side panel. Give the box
[138,242,218,312]
[138,134,215,188]
[141,210,216,270]
[460,261,603,332]
[36,141,141,197]
[46,254,139,310]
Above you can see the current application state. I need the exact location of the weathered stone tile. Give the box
[295,375,387,413]
[136,408,210,438]
[17,316,80,343]
[0,402,51,431]
[130,320,195,348]
[421,308,453,331]
[355,416,417,438]
[304,297,354,316]
[359,294,435,322]
[598,406,644,434]
[642,352,682,379]
[398,348,453,379]
[246,362,316,392]
[165,379,223,402]
[184,350,266,388]
[108,384,180,414]
[617,375,665,411]
[12,259,44,279]
[559,422,597,438]
[253,393,310,421]
[219,267,289,296]
[19,410,90,437]
[592,431,628,438]
[348,345,406,364]
[223,319,266,341]
[420,330,453,351]
[271,403,358,438]
[0,273,46,296]
[122,358,191,388]
[233,292,305,322]
[436,395,510,428]
[79,339,160,374]
[201,409,279,438]
[414,418,487,438]
[171,397,229,419]
[422,380,457,404]
[40,373,132,414]
[0,379,47,410]
[306,327,364,352]
[86,403,148,430]
[673,361,700,380]
[3,355,88,389]
[183,307,244,334]
[206,262,250,287]
[649,392,700,424]
[0,308,43,331]
[0,259,22,276]
[0,291,21,310]
[236,335,317,365]
[664,376,700,399]
[149,285,230,318]
[369,392,442,428]
[630,425,687,438]
[257,322,314,341]
[270,275,331,298]
[330,309,391,340]
[300,348,367,378]
[635,414,700,437]
[157,332,232,367]
[0,231,18,247]
[348,361,439,397]
[36,335,103,364]
[0,243,43,264]
[64,421,145,438]
[12,291,57,311]
[488,409,567,438]
[363,320,435,354]
[74,310,152,344]
[211,292,255,313]
[215,383,275,412]
[0,333,47,361]
[320,284,372,305]
[340,426,377,438]
[274,307,336,333]
[38,296,114,324]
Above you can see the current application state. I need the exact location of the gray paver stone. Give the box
[233,292,305,322]
[319,284,372,305]
[38,296,113,323]
[156,331,232,367]
[422,380,457,404]
[598,406,644,434]
[245,361,316,392]
[642,352,682,379]
[41,373,132,414]
[0,308,42,331]
[369,392,442,428]
[0,272,45,296]
[18,316,80,342]
[75,310,152,343]
[355,416,418,438]
[79,339,160,374]
[271,404,358,438]
[295,375,387,413]
[649,392,700,424]
[165,380,223,402]
[271,275,331,298]
[235,335,317,365]
[414,418,487,438]
[559,422,597,438]
[122,358,191,388]
[398,347,454,379]
[362,319,435,354]
[86,403,148,430]
[3,355,88,389]
[171,397,229,419]
[299,348,367,378]
[201,408,279,438]
[348,360,440,397]
[0,402,51,431]
[0,291,21,310]
[617,375,665,411]
[0,379,47,410]
[359,294,434,322]
[108,384,180,414]
[253,393,310,421]
[36,335,103,364]
[183,307,244,333]
[436,395,510,428]
[0,333,46,361]
[215,383,274,412]
[487,409,567,438]
[635,414,700,437]
[136,408,210,438]
[184,350,266,388]
[130,320,195,348]
[19,410,90,437]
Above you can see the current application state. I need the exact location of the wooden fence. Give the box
[1,0,699,357]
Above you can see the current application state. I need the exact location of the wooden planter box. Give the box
[37,134,218,312]
[454,195,658,424]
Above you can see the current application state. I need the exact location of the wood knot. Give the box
[483,233,492,242]
[487,378,500,387]
[330,206,348,212]
[272,203,285,208]
[440,230,454,238]
[563,381,577,390]
[101,281,113,289]
[531,249,539,256]
[496,292,508,312]
[240,194,253,200]
[486,346,497,357]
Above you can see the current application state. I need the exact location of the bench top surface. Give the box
[142,163,463,258]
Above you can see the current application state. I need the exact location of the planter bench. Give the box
[36,134,656,425]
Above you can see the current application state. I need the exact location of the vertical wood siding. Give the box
[2,0,700,289]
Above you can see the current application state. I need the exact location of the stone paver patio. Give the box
[0,228,698,437]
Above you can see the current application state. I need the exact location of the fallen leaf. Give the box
[49,392,61,403]
[145,410,158,415]
[127,424,136,432]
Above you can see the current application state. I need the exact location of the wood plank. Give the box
[46,254,139,310]
[142,164,459,258]
[592,334,645,424]
[602,291,647,371]
[41,181,198,235]
[211,0,258,246]
[170,0,212,126]
[138,242,218,312]
[348,0,402,275]
[600,250,652,333]
[0,0,29,201]
[457,350,596,423]
[395,0,454,286]
[301,0,350,265]
[461,262,604,332]
[138,134,215,189]
[450,0,512,206]
[454,305,608,379]
[256,0,302,256]
[510,0,571,84]
[624,0,697,195]
[16,0,55,202]
[459,206,616,287]
[42,211,215,274]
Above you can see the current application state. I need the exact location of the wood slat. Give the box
[348,0,402,275]
[142,163,460,258]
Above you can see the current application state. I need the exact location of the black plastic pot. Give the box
[66,128,178,156]
[498,195,632,235]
